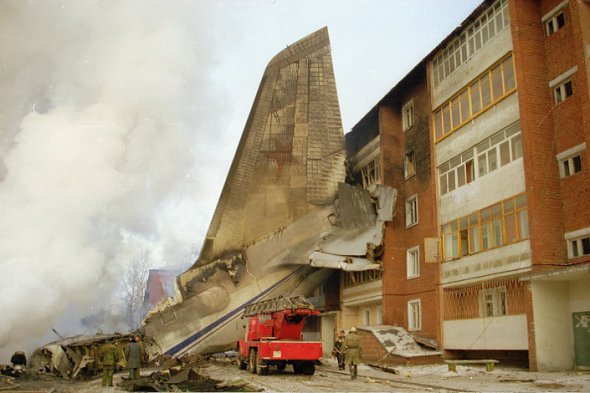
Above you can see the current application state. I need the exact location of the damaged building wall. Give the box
[341,111,385,331]
[377,61,441,345]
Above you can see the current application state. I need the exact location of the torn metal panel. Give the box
[142,26,397,359]
[194,26,346,265]
[308,252,380,271]
[30,333,133,379]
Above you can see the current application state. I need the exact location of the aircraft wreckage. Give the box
[142,27,397,358]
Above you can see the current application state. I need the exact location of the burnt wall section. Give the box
[377,62,441,345]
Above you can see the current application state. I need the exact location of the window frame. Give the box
[432,0,509,86]
[545,11,565,36]
[405,194,419,228]
[441,193,529,261]
[542,1,568,37]
[554,79,573,104]
[479,286,508,317]
[438,124,522,195]
[406,246,421,279]
[566,228,590,258]
[402,100,415,131]
[404,150,416,179]
[433,53,516,142]
[407,299,422,331]
[557,143,585,178]
[360,155,381,188]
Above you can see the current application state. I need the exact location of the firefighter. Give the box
[343,327,361,380]
[332,330,346,370]
[100,340,118,387]
[124,335,143,380]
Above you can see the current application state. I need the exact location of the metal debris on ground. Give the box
[0,375,19,391]
[367,363,399,374]
[119,354,259,392]
[29,332,136,379]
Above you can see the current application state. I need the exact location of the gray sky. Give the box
[0,0,479,357]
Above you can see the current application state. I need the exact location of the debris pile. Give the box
[119,354,261,392]
[29,332,135,379]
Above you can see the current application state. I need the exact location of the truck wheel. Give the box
[302,362,315,375]
[257,353,268,375]
[276,361,287,372]
[292,362,303,374]
[248,350,257,374]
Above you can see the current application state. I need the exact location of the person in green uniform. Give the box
[100,340,118,387]
[333,330,346,370]
[343,327,361,380]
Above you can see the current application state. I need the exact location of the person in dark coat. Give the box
[124,335,143,380]
[332,330,346,370]
[100,341,118,386]
[343,327,361,380]
[10,351,27,367]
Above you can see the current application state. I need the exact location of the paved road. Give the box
[206,359,590,393]
[7,358,590,392]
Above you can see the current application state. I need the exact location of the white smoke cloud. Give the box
[0,0,232,358]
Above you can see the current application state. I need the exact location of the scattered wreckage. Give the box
[142,27,397,359]
[28,332,135,379]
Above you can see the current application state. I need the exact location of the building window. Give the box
[560,154,582,177]
[404,151,416,178]
[554,80,573,103]
[439,122,521,195]
[360,156,381,188]
[405,195,419,227]
[407,246,420,279]
[479,286,508,317]
[434,53,516,141]
[546,11,565,36]
[363,308,371,326]
[557,143,585,178]
[569,237,590,258]
[432,0,510,86]
[402,100,415,131]
[408,300,422,331]
[442,193,529,261]
[566,228,590,258]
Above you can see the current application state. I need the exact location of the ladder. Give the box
[242,295,315,317]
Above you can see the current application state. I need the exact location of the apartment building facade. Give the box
[432,0,589,370]
[343,0,590,371]
[378,62,441,346]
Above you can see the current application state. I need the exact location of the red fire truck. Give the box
[237,296,322,375]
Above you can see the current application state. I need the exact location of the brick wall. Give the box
[510,0,590,370]
[510,0,565,267]
[378,64,442,345]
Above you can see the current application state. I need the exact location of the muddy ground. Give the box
[3,357,590,392]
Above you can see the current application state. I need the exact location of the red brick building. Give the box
[344,0,590,371]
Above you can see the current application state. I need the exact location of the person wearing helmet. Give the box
[343,327,361,380]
